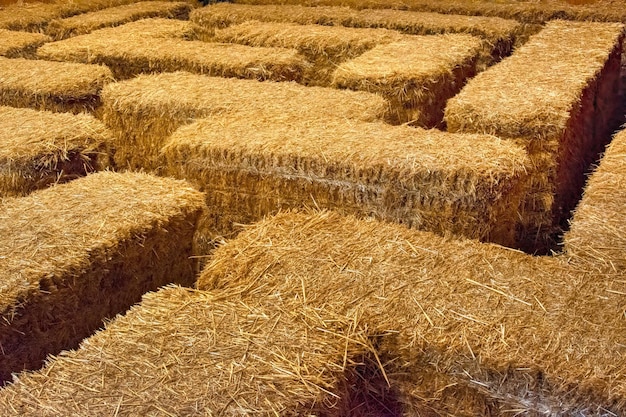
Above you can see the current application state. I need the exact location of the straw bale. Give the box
[197,210,626,415]
[213,21,402,85]
[445,20,625,252]
[0,106,111,197]
[333,34,482,127]
[0,29,50,58]
[0,171,205,383]
[0,56,113,114]
[37,24,308,82]
[74,16,211,40]
[161,113,529,246]
[45,1,193,40]
[101,71,388,170]
[565,128,626,273]
[0,3,67,31]
[0,285,389,415]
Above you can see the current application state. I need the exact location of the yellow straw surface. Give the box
[0,29,50,58]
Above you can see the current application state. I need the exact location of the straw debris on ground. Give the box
[45,1,193,40]
[101,71,388,170]
[0,171,205,383]
[161,112,529,246]
[0,106,111,197]
[333,34,482,126]
[0,56,113,114]
[0,29,50,58]
[445,20,625,251]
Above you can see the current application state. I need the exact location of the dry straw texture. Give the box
[565,128,626,273]
[0,3,67,31]
[0,171,205,383]
[333,34,482,126]
[101,71,388,170]
[0,56,113,114]
[45,1,193,40]
[195,210,626,415]
[0,29,50,58]
[230,0,626,24]
[213,21,402,85]
[161,113,529,246]
[37,21,307,81]
[0,285,391,416]
[0,106,111,197]
[445,20,625,251]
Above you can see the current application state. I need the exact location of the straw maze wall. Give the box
[0,0,625,413]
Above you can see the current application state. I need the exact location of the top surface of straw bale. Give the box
[164,114,528,180]
[0,3,67,30]
[0,171,205,318]
[197,210,626,414]
[332,34,481,85]
[565,128,626,272]
[0,106,110,164]
[444,20,625,139]
[101,71,388,122]
[45,1,192,39]
[0,29,50,56]
[0,56,112,98]
[0,285,372,416]
[74,16,201,39]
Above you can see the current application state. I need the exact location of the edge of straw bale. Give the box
[0,29,51,58]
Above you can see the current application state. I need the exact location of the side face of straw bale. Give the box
[565,129,626,273]
[0,172,205,383]
[161,114,529,247]
[0,29,50,58]
[444,20,625,251]
[45,1,193,40]
[0,56,113,114]
[0,286,383,416]
[0,106,111,197]
[100,71,388,170]
[197,211,626,415]
[333,34,482,126]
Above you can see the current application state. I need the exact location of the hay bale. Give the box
[0,171,205,383]
[213,21,402,85]
[45,1,193,40]
[37,22,308,82]
[0,29,50,58]
[333,34,482,127]
[196,210,626,415]
[0,56,113,114]
[0,285,386,415]
[161,113,529,246]
[0,106,111,197]
[444,20,625,252]
[565,128,626,273]
[101,71,388,170]
[0,3,67,31]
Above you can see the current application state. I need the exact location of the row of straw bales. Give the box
[0,29,50,58]
[445,19,625,252]
[0,171,205,383]
[0,106,111,197]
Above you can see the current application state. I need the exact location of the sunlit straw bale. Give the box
[0,106,111,197]
[0,171,205,383]
[333,34,482,126]
[445,20,625,251]
[0,3,67,31]
[0,56,113,114]
[0,29,50,58]
[101,71,388,170]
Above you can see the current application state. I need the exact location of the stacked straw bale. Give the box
[0,285,393,416]
[565,128,626,273]
[161,112,529,246]
[333,34,482,126]
[101,71,388,170]
[37,22,307,82]
[0,56,113,114]
[0,3,67,31]
[0,106,111,197]
[191,3,525,66]
[445,20,625,252]
[0,29,50,58]
[45,1,193,40]
[0,171,205,383]
[213,21,402,85]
